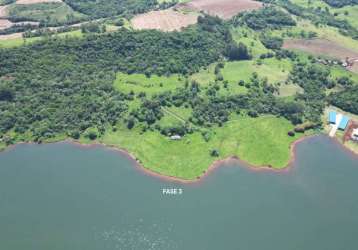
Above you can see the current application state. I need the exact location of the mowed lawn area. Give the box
[330,66,358,83]
[231,27,270,57]
[191,58,292,85]
[0,30,83,48]
[99,115,303,180]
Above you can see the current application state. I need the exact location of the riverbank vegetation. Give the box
[6,2,87,26]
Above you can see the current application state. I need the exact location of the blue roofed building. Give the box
[328,111,337,124]
[338,116,350,130]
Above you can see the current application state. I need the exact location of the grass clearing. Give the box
[0,25,120,48]
[330,66,358,83]
[191,58,292,87]
[278,83,303,97]
[98,115,302,180]
[157,111,184,128]
[221,58,292,84]
[7,2,86,25]
[0,29,82,47]
[189,64,216,86]
[231,27,270,58]
[114,72,185,97]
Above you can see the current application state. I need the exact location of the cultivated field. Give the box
[0,5,8,17]
[0,19,12,30]
[16,0,62,4]
[283,38,358,60]
[0,32,22,40]
[177,0,263,19]
[131,9,198,32]
[6,2,86,25]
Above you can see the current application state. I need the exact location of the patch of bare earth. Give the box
[177,0,263,20]
[347,63,358,73]
[283,39,358,60]
[0,19,12,30]
[0,32,22,40]
[16,0,62,4]
[131,9,198,32]
[0,19,39,31]
[0,5,8,18]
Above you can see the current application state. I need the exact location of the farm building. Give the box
[328,111,337,124]
[352,128,358,141]
[327,111,351,137]
[338,116,350,130]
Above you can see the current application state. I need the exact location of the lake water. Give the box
[0,135,357,250]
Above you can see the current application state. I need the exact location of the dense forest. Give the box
[289,63,329,123]
[329,86,358,115]
[232,7,296,30]
[0,16,231,142]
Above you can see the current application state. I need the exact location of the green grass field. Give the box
[7,2,86,25]
[97,115,303,180]
[191,58,292,87]
[278,83,303,97]
[231,27,270,58]
[0,25,124,49]
[222,58,292,84]
[114,72,185,96]
[330,66,358,83]
[0,30,83,48]
[158,106,193,127]
[0,37,29,48]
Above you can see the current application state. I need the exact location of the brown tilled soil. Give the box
[0,5,8,18]
[283,38,358,60]
[0,32,22,40]
[16,0,62,4]
[0,19,12,30]
[347,63,358,73]
[131,9,198,32]
[177,0,263,19]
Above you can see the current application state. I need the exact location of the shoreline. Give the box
[1,134,357,184]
